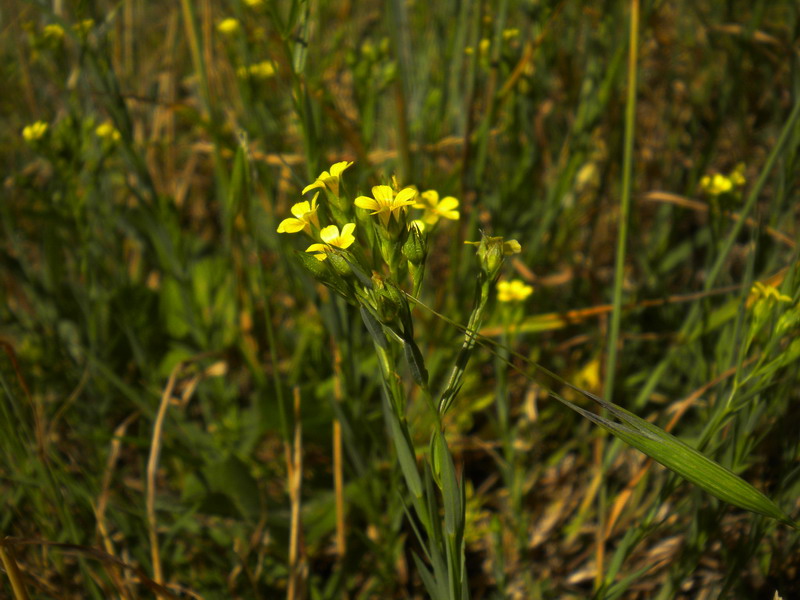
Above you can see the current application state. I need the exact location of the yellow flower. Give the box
[497,279,533,303]
[354,185,417,226]
[730,163,746,187]
[250,60,276,78]
[217,18,240,35]
[95,121,121,142]
[414,190,460,225]
[575,357,601,393]
[243,0,263,6]
[749,281,792,305]
[238,60,276,79]
[277,193,320,234]
[700,173,733,196]
[43,24,65,41]
[302,161,353,197]
[22,121,48,142]
[306,223,356,261]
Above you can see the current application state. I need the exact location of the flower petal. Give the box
[277,218,305,233]
[302,180,325,195]
[319,225,341,244]
[438,196,459,211]
[354,196,380,211]
[372,185,394,202]
[290,201,311,218]
[394,187,418,205]
[341,222,356,239]
[330,161,352,177]
[305,244,328,261]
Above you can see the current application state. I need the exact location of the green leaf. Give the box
[224,140,249,244]
[553,390,795,526]
[360,306,388,349]
[403,338,429,388]
[433,431,463,537]
[383,394,422,499]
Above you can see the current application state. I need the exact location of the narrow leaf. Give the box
[383,393,423,498]
[403,338,429,388]
[434,431,463,537]
[553,391,794,526]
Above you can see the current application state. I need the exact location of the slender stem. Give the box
[600,1,639,590]
[604,0,639,403]
[332,348,346,558]
[0,544,31,600]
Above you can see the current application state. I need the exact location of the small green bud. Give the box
[465,234,521,280]
[295,251,353,301]
[402,222,427,266]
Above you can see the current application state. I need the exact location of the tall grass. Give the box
[2,1,799,598]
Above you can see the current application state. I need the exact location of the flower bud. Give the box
[465,234,521,280]
[402,222,427,266]
[295,251,352,300]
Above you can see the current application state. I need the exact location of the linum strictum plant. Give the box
[275,161,797,597]
[278,160,510,598]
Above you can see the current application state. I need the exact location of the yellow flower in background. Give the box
[22,121,48,142]
[217,18,240,35]
[250,60,276,78]
[277,193,320,234]
[700,173,733,196]
[43,24,65,41]
[415,190,460,225]
[496,279,533,303]
[730,163,746,187]
[303,161,353,197]
[238,60,276,79]
[749,281,792,305]
[95,121,121,142]
[354,185,417,226]
[502,28,520,40]
[700,165,746,197]
[575,357,601,393]
[306,223,356,260]
[243,0,263,6]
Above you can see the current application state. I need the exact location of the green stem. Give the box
[604,0,639,403]
[439,276,492,416]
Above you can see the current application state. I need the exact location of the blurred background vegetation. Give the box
[2,0,799,598]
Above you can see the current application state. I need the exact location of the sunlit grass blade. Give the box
[552,389,795,526]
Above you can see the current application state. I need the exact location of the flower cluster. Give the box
[237,60,276,80]
[496,279,533,303]
[700,163,746,197]
[22,121,49,143]
[96,121,121,143]
[276,161,463,279]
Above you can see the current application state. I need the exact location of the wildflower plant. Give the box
[277,161,520,599]
[276,161,796,597]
